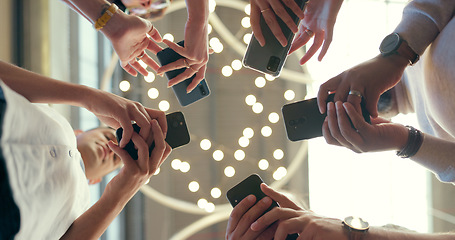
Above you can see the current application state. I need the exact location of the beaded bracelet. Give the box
[94,3,118,31]
[396,125,424,158]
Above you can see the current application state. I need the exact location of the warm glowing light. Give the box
[138,59,147,69]
[209,0,216,13]
[163,33,174,42]
[154,168,160,175]
[261,126,272,137]
[213,150,224,161]
[145,178,151,185]
[222,66,233,77]
[180,161,190,173]
[252,102,264,113]
[268,112,280,123]
[231,59,242,70]
[255,77,266,88]
[171,159,181,170]
[243,127,254,138]
[144,73,155,83]
[159,100,170,111]
[224,166,235,177]
[119,80,131,92]
[273,149,284,160]
[284,90,296,101]
[197,198,208,209]
[188,181,200,192]
[238,136,250,147]
[273,167,287,180]
[147,88,159,99]
[211,187,222,199]
[210,37,224,53]
[241,17,251,28]
[245,95,257,106]
[205,202,215,212]
[244,4,251,15]
[208,24,212,34]
[265,74,275,81]
[200,139,212,150]
[258,159,269,170]
[243,33,252,44]
[234,149,246,161]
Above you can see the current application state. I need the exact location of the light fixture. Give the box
[158,100,170,111]
[119,80,131,92]
[147,88,159,99]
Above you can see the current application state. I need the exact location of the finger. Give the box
[261,9,288,47]
[250,3,265,46]
[132,105,152,141]
[298,32,323,65]
[149,120,166,173]
[121,62,138,77]
[157,58,189,75]
[117,114,137,148]
[130,132,150,170]
[162,39,187,57]
[256,222,278,240]
[226,195,257,235]
[138,52,161,74]
[346,91,364,114]
[317,24,334,61]
[318,77,341,114]
[322,116,342,146]
[186,65,206,93]
[108,140,134,166]
[146,39,164,55]
[168,68,197,88]
[144,108,167,135]
[260,184,300,210]
[274,218,302,240]
[365,93,381,119]
[147,23,162,42]
[269,1,298,33]
[240,197,274,238]
[343,102,371,133]
[281,0,305,19]
[288,33,311,55]
[129,60,149,77]
[334,101,361,152]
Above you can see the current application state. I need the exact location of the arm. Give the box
[156,0,211,93]
[61,121,171,239]
[0,60,167,148]
[65,0,163,76]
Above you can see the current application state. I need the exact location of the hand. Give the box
[106,119,171,199]
[83,88,167,148]
[288,0,343,65]
[251,184,348,240]
[250,0,305,47]
[322,101,409,153]
[102,12,163,77]
[156,20,211,93]
[317,55,409,118]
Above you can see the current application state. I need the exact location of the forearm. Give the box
[394,0,455,55]
[185,0,210,24]
[410,133,455,184]
[367,226,455,240]
[0,61,94,107]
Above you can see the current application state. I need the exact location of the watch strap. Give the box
[346,229,367,240]
[396,39,419,65]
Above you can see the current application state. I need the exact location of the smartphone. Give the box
[243,0,308,77]
[116,111,190,160]
[282,94,371,141]
[226,174,298,240]
[156,40,211,107]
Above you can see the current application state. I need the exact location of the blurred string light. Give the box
[241,17,251,28]
[154,168,160,175]
[188,181,200,192]
[224,166,235,177]
[208,24,213,34]
[284,89,296,101]
[255,77,266,88]
[158,100,170,111]
[258,159,269,170]
[119,80,130,92]
[261,126,272,137]
[243,33,252,44]
[234,150,245,161]
[243,127,254,138]
[205,202,215,212]
[268,112,280,123]
[147,88,159,99]
[252,102,263,114]
[180,161,190,173]
[163,33,174,42]
[213,150,224,161]
[273,167,287,180]
[197,198,208,209]
[244,4,251,15]
[209,37,224,53]
[171,159,182,170]
[144,73,155,83]
[265,74,275,81]
[200,139,212,150]
[231,59,242,70]
[221,66,233,77]
[211,187,222,199]
[238,136,250,147]
[245,94,256,106]
[273,149,284,160]
[209,0,216,13]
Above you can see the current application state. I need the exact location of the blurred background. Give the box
[1,0,454,239]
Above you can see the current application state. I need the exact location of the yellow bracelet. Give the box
[94,3,118,31]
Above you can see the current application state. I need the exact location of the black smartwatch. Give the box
[343,216,370,240]
[379,33,419,65]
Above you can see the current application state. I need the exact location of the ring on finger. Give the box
[261,8,271,13]
[305,29,314,37]
[183,59,191,68]
[348,90,363,98]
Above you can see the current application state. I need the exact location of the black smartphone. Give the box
[156,40,210,107]
[282,94,371,141]
[243,0,308,77]
[226,174,298,240]
[116,111,190,160]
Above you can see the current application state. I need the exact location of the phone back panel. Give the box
[156,41,210,107]
[243,0,308,77]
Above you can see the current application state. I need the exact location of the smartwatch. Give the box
[379,33,419,65]
[343,216,369,240]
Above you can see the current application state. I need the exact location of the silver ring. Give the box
[349,90,362,98]
[261,8,271,13]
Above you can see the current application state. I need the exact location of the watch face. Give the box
[380,33,401,54]
[344,216,369,231]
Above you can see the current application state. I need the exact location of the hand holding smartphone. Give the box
[116,111,190,160]
[282,94,371,141]
[243,0,308,77]
[226,174,298,240]
[156,41,210,107]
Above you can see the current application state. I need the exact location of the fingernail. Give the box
[247,195,255,202]
[251,222,259,231]
[261,197,271,204]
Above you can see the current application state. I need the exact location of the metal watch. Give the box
[343,216,369,240]
[379,33,419,65]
